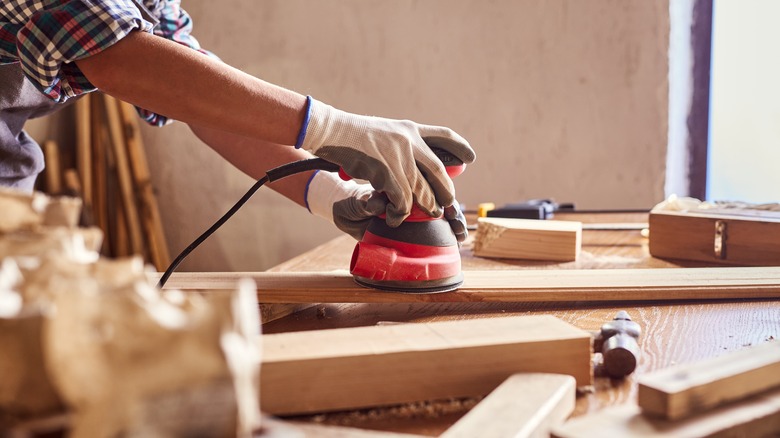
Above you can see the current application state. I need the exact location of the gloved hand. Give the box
[306,170,469,243]
[306,170,387,240]
[297,96,476,227]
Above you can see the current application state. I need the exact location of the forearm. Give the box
[189,124,314,207]
[75,30,306,146]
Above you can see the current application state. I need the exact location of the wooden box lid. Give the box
[649,210,780,266]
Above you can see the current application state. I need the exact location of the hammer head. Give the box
[594,311,642,378]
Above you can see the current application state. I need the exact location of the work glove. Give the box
[306,170,388,240]
[306,170,469,243]
[297,96,476,227]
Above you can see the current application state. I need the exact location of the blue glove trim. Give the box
[303,169,320,213]
[295,95,313,149]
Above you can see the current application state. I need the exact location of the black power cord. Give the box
[157,157,340,288]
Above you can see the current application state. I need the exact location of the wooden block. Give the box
[154,266,780,303]
[474,217,581,261]
[638,341,780,420]
[649,210,780,265]
[260,315,591,415]
[441,373,575,438]
[551,387,780,438]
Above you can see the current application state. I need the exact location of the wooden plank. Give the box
[638,341,780,420]
[551,387,780,438]
[260,315,590,415]
[75,95,92,206]
[103,94,144,255]
[117,100,170,270]
[154,266,780,303]
[441,373,575,438]
[474,217,582,261]
[649,210,780,266]
[42,140,62,194]
[90,94,109,246]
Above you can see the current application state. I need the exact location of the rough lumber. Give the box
[474,217,582,261]
[155,266,780,303]
[638,341,780,420]
[551,387,780,438]
[441,373,575,438]
[260,315,590,415]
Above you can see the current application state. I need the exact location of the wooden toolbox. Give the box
[649,209,780,266]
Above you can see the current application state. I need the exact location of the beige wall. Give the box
[136,0,670,272]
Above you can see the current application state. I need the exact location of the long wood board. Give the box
[155,266,780,303]
[260,315,590,415]
[638,341,780,420]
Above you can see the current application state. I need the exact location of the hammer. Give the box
[593,310,641,378]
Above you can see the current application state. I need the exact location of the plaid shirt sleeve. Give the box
[137,0,217,126]
[1,0,216,126]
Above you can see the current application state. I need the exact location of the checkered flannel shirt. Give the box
[0,0,213,126]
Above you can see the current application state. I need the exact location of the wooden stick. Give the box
[153,266,780,303]
[117,101,170,270]
[74,95,92,206]
[551,387,780,438]
[260,315,591,415]
[103,94,144,256]
[42,140,62,194]
[638,341,780,420]
[90,94,109,243]
[441,373,575,438]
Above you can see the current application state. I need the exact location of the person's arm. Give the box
[75,30,306,147]
[188,124,313,206]
[75,30,476,227]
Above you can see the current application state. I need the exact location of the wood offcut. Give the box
[638,341,780,420]
[474,217,582,261]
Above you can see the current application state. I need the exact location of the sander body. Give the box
[349,148,466,293]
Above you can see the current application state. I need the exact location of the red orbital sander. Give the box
[349,147,466,293]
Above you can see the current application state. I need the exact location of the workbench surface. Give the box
[262,213,780,435]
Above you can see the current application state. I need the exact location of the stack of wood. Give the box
[38,94,170,271]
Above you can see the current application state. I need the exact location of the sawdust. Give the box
[294,396,483,427]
